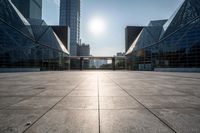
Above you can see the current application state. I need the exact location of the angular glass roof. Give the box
[0,0,69,55]
[53,32,69,54]
[28,19,50,41]
[37,27,69,54]
[126,0,200,55]
[0,20,36,62]
[126,31,142,55]
[160,1,184,38]
[126,20,166,55]
[0,0,34,39]
[161,0,200,38]
[148,20,167,27]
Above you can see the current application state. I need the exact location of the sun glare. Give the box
[89,17,106,35]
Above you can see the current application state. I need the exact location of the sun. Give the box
[89,17,106,35]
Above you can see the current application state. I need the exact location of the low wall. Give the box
[154,68,200,72]
[0,68,41,73]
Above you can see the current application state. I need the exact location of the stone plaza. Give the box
[0,71,200,133]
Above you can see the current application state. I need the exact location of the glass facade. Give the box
[126,0,200,71]
[125,26,143,52]
[0,0,69,71]
[51,26,70,50]
[11,0,42,19]
[60,0,80,56]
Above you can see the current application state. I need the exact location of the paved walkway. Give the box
[0,71,200,133]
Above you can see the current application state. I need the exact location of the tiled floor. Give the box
[0,71,200,133]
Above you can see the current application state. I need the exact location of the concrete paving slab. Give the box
[99,89,129,96]
[98,82,116,86]
[37,89,72,97]
[0,109,45,133]
[126,88,187,96]
[0,85,31,90]
[0,71,200,133]
[0,88,43,96]
[41,85,76,90]
[152,108,200,133]
[0,97,25,109]
[25,110,98,133]
[7,97,62,110]
[99,85,122,90]
[100,97,143,109]
[69,89,98,96]
[167,84,200,97]
[55,96,98,109]
[135,95,200,109]
[100,110,174,133]
[76,85,98,90]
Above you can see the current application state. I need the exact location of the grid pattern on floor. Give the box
[0,71,200,133]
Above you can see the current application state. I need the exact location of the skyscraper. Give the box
[11,0,42,19]
[78,43,90,56]
[60,0,80,56]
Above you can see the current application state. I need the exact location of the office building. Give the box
[77,43,90,69]
[0,0,69,71]
[60,0,80,56]
[126,0,200,72]
[11,0,42,19]
[116,52,125,57]
[78,43,90,56]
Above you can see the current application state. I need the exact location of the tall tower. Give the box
[11,0,42,19]
[60,0,80,56]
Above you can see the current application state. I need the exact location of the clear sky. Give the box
[42,0,184,56]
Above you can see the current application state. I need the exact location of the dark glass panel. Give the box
[162,0,200,37]
[0,0,34,39]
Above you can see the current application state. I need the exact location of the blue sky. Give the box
[42,0,184,56]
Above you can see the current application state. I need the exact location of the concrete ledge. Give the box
[0,68,41,73]
[154,68,200,72]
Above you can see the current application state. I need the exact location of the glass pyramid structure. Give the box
[161,0,200,38]
[126,0,200,70]
[0,0,69,70]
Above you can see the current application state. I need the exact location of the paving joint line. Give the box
[97,74,101,133]
[104,73,177,133]
[22,78,87,133]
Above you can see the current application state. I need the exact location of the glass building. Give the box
[78,43,90,56]
[126,0,200,72]
[60,0,80,56]
[0,0,69,71]
[51,26,70,51]
[125,26,143,52]
[11,0,42,19]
